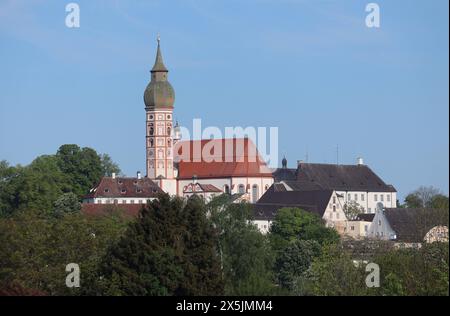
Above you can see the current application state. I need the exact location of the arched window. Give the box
[149,127,154,136]
[167,127,171,135]
[224,185,230,194]
[252,185,259,203]
[238,184,245,194]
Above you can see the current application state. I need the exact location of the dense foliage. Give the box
[0,149,448,296]
[95,194,223,296]
[0,144,121,217]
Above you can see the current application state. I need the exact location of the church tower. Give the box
[143,37,177,194]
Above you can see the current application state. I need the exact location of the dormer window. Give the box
[121,189,126,194]
[104,188,109,193]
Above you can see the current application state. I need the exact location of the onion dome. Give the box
[144,36,175,108]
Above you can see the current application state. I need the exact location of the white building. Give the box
[253,184,348,234]
[273,158,397,214]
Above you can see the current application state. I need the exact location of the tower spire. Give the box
[152,35,168,72]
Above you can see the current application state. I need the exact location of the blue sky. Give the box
[0,0,448,200]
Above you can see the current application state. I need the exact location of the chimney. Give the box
[192,175,198,184]
[137,171,142,179]
[357,157,364,166]
[111,172,116,179]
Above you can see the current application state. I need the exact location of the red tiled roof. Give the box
[82,203,144,217]
[83,177,163,199]
[174,138,273,179]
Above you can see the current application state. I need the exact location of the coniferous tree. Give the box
[97,194,224,296]
[178,195,223,295]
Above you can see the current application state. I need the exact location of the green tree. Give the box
[270,207,339,251]
[308,244,368,296]
[208,196,278,295]
[8,156,70,214]
[53,192,81,218]
[0,209,129,295]
[275,239,321,291]
[56,144,103,197]
[343,201,365,221]
[430,194,449,210]
[372,242,448,296]
[404,186,445,208]
[404,193,424,208]
[98,194,223,296]
[178,196,223,295]
[100,154,122,177]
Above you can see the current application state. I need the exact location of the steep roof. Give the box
[83,177,163,199]
[293,163,397,192]
[175,138,273,179]
[384,208,449,242]
[151,37,168,72]
[253,185,333,220]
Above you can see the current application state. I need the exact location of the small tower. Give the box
[143,36,177,194]
[282,156,287,169]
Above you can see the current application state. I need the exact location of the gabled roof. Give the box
[292,163,396,192]
[384,208,449,242]
[183,183,222,193]
[253,185,333,220]
[355,213,375,222]
[175,138,273,179]
[83,177,163,199]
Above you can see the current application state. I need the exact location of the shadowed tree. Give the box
[97,194,223,296]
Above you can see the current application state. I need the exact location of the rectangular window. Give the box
[351,226,355,231]
[333,197,336,204]
[348,194,351,200]
[333,206,336,212]
[130,200,135,204]
[355,194,358,201]
[381,195,384,202]
[122,200,126,204]
[387,195,391,202]
[361,194,365,201]
[374,194,378,202]
[365,225,368,232]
